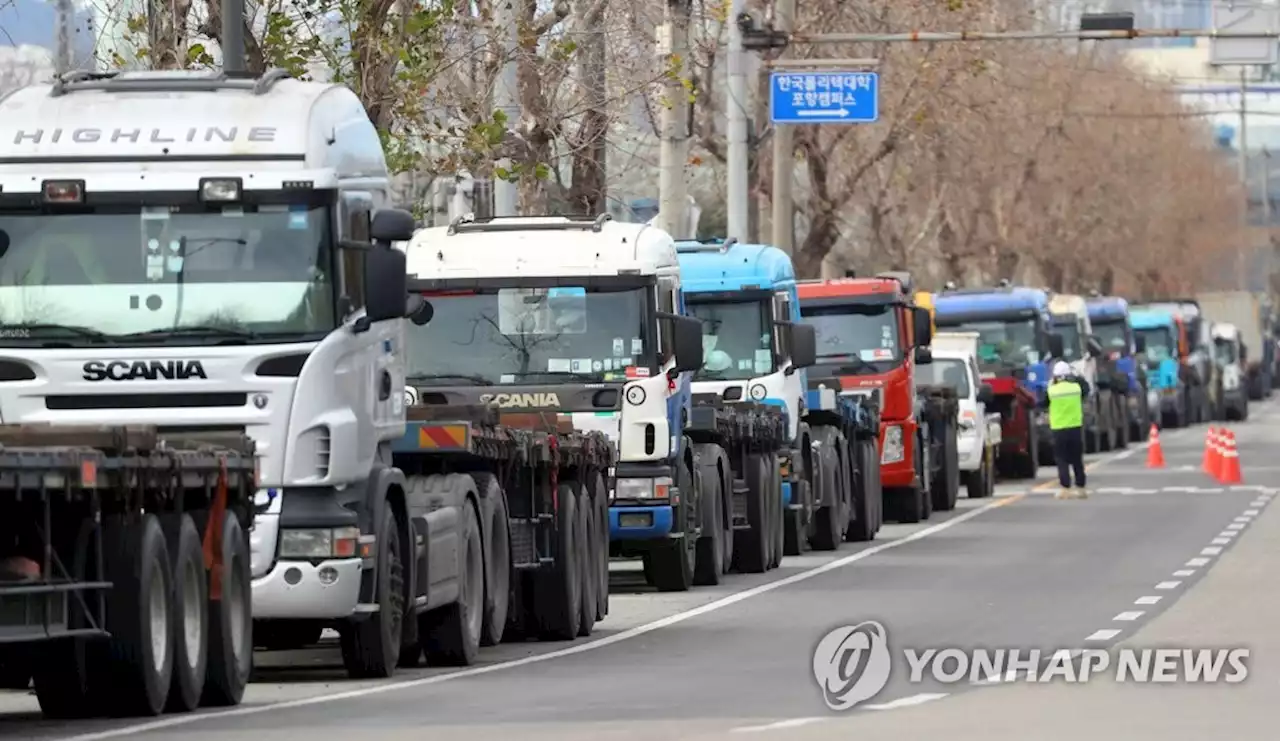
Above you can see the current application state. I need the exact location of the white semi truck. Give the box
[0,67,428,709]
[1048,293,1122,454]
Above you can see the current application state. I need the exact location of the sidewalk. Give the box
[785,486,1280,741]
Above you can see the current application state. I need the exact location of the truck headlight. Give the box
[614,476,672,500]
[279,527,359,559]
[881,425,904,464]
[1224,375,1239,390]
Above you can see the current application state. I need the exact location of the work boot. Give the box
[1074,486,1090,499]
[1054,487,1071,500]
[0,556,39,582]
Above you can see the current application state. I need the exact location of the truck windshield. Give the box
[0,203,335,343]
[405,286,654,384]
[1051,316,1082,361]
[1136,327,1175,362]
[800,304,900,367]
[916,358,970,396]
[1214,338,1238,365]
[687,299,773,381]
[938,319,1039,368]
[1092,318,1129,353]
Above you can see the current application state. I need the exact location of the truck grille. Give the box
[46,393,247,410]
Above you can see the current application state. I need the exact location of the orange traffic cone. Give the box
[1147,424,1165,468]
[1203,427,1222,479]
[1219,429,1243,484]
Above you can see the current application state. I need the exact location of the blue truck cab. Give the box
[1129,307,1185,427]
[933,284,1052,479]
[1086,295,1151,440]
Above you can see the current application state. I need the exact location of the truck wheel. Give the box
[845,442,874,542]
[732,453,770,573]
[162,514,208,712]
[766,453,784,569]
[695,450,732,578]
[200,511,251,707]
[537,484,583,637]
[34,516,105,719]
[589,470,610,621]
[649,461,696,592]
[889,487,923,524]
[810,434,841,550]
[693,464,724,585]
[931,426,960,512]
[472,473,510,648]
[967,448,992,498]
[422,500,483,666]
[340,505,406,679]
[100,514,174,717]
[576,485,597,637]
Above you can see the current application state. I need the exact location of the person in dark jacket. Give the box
[1047,361,1091,499]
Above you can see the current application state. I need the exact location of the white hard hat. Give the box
[1052,361,1072,378]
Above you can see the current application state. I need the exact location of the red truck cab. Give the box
[797,273,934,493]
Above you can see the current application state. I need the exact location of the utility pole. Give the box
[222,0,246,73]
[493,0,520,217]
[53,0,73,75]
[769,0,797,253]
[657,0,691,238]
[725,0,750,240]
[1239,68,1250,291]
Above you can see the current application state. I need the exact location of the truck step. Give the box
[508,515,554,525]
[514,557,556,570]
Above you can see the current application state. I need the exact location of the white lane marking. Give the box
[1201,546,1223,556]
[1113,611,1144,621]
[733,718,828,733]
[1234,516,1253,523]
[1086,629,1122,641]
[52,490,1025,741]
[1218,531,1237,539]
[1165,486,1199,493]
[1186,557,1211,566]
[864,693,950,710]
[1173,569,1196,577]
[1211,537,1232,545]
[1244,509,1261,516]
[1135,596,1162,605]
[1156,581,1182,590]
[1226,523,1246,531]
[1250,500,1268,507]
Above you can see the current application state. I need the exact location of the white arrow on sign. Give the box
[797,108,850,117]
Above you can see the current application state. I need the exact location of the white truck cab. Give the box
[399,215,701,501]
[922,332,1000,497]
[1048,294,1098,386]
[0,68,421,675]
[1211,322,1249,420]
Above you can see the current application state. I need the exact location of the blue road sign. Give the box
[769,72,878,124]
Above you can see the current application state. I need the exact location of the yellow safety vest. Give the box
[1048,380,1083,430]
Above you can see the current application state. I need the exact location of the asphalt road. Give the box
[3,401,1277,741]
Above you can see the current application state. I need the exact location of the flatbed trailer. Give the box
[683,395,788,573]
[388,405,613,661]
[0,424,257,719]
[802,387,883,544]
[917,385,961,512]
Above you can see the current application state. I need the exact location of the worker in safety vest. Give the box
[1048,360,1091,499]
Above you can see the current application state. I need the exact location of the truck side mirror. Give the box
[1047,333,1065,359]
[666,314,704,374]
[370,208,417,245]
[914,346,933,365]
[788,322,816,371]
[406,294,433,326]
[1133,335,1146,353]
[912,307,932,347]
[357,247,408,330]
[978,383,995,405]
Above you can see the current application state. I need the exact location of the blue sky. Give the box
[0,0,96,56]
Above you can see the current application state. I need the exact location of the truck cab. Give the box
[400,215,707,591]
[1134,299,1214,424]
[1048,293,1122,453]
[933,284,1051,479]
[1086,295,1150,441]
[921,331,1000,498]
[1129,308,1186,428]
[1211,322,1249,420]
[0,68,422,679]
[797,273,944,524]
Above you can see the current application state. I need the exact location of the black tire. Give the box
[422,500,483,666]
[163,514,208,713]
[930,425,960,512]
[732,453,770,573]
[767,452,784,569]
[695,448,733,578]
[650,460,696,592]
[1116,400,1130,449]
[589,471,609,622]
[537,483,582,639]
[473,473,510,648]
[101,514,174,717]
[340,504,407,679]
[693,463,724,586]
[201,511,251,707]
[810,431,842,551]
[34,516,104,719]
[967,448,993,498]
[576,485,597,637]
[846,438,875,542]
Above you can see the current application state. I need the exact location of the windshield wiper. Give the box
[119,325,259,340]
[1,323,111,342]
[514,371,602,383]
[408,373,495,386]
[820,355,878,374]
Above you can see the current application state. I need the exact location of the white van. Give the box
[919,332,1002,498]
